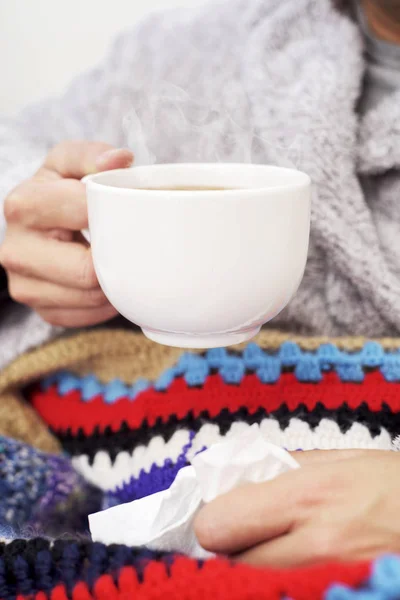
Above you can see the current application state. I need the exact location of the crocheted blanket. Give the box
[1,329,400,599]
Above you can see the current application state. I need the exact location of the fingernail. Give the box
[96,148,134,169]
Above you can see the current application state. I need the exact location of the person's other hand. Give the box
[194,449,400,567]
[0,141,133,327]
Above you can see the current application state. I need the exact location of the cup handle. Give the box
[81,174,91,243]
[81,228,91,243]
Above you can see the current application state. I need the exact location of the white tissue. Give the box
[89,425,299,559]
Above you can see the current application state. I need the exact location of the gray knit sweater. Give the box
[1,0,400,369]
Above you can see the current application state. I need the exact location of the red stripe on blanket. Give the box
[30,370,400,435]
[31,372,400,435]
[14,557,370,600]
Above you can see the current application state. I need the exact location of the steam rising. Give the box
[123,81,301,168]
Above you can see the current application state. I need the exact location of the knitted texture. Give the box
[2,0,400,371]
[0,392,60,454]
[3,327,396,454]
[0,330,400,597]
[0,437,101,537]
[0,538,377,600]
[28,338,399,509]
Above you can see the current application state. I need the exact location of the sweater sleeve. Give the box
[0,29,139,244]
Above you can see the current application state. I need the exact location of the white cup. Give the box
[83,163,311,348]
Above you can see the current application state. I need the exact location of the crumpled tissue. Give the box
[89,425,300,559]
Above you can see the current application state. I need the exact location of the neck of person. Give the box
[361,0,400,44]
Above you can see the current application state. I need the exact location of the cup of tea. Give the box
[83,163,311,348]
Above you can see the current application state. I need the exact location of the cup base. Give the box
[141,326,261,349]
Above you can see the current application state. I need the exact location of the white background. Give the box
[0,0,205,116]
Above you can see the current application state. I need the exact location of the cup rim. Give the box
[82,162,311,195]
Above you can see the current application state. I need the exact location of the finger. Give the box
[235,528,320,568]
[4,179,88,230]
[234,518,373,568]
[8,273,110,309]
[34,167,62,182]
[95,148,134,172]
[194,478,298,555]
[0,230,98,289]
[45,229,74,242]
[291,449,387,467]
[38,304,118,328]
[44,141,133,179]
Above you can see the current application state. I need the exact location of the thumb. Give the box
[44,141,133,179]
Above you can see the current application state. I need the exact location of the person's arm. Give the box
[0,27,144,369]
